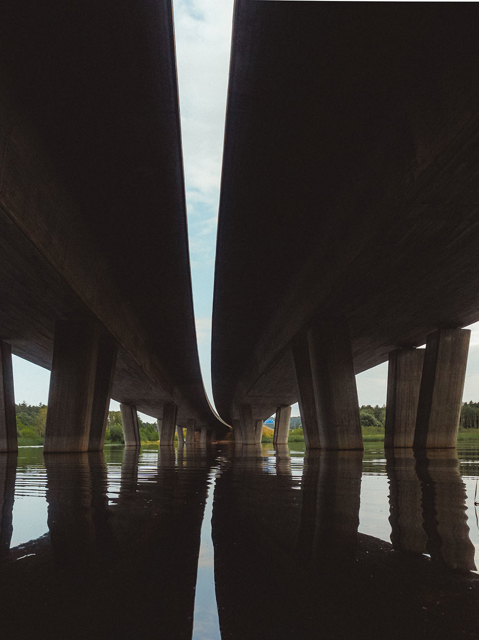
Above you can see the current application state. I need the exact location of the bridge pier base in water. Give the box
[186,419,196,445]
[232,418,242,444]
[414,328,470,449]
[176,425,185,445]
[160,403,178,446]
[120,403,140,447]
[0,342,17,453]
[309,321,362,450]
[273,405,291,446]
[89,335,117,451]
[44,320,99,453]
[255,420,263,444]
[238,404,258,445]
[291,334,321,449]
[385,348,424,448]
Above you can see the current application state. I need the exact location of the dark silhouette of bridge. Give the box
[0,0,226,452]
[212,2,479,449]
[1,2,479,452]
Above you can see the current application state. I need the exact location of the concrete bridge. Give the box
[1,2,479,453]
[0,0,226,452]
[212,2,479,449]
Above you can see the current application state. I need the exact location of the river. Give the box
[0,441,478,639]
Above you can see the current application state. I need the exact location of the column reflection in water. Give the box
[387,448,428,555]
[299,450,362,572]
[0,446,214,640]
[417,450,476,572]
[0,452,16,557]
[274,444,292,477]
[387,449,475,571]
[213,442,298,639]
[45,452,99,569]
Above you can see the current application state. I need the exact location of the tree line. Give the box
[14,400,479,446]
[459,402,479,429]
[359,402,479,431]
[15,403,160,445]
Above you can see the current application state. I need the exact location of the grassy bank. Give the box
[457,430,479,441]
[18,436,44,446]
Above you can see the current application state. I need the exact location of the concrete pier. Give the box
[89,335,117,451]
[414,329,470,449]
[308,322,362,450]
[0,453,16,557]
[291,335,321,449]
[160,403,178,446]
[0,342,17,453]
[186,419,196,445]
[44,320,99,453]
[200,427,208,446]
[254,420,263,444]
[120,403,140,447]
[232,418,243,444]
[385,348,424,448]
[239,405,258,445]
[177,426,185,445]
[275,445,291,475]
[273,405,291,446]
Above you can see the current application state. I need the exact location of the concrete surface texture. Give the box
[212,2,479,441]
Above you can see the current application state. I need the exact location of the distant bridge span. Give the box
[212,2,479,448]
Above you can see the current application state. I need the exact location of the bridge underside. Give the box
[0,0,224,433]
[213,3,479,424]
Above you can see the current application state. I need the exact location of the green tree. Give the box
[360,412,379,427]
[34,404,47,437]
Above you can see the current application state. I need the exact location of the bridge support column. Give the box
[0,453,17,556]
[385,348,424,448]
[88,335,117,451]
[120,403,140,447]
[273,405,291,446]
[232,418,243,444]
[200,427,208,446]
[291,335,321,449]
[177,426,185,445]
[309,321,362,450]
[186,419,196,445]
[0,342,17,453]
[160,403,177,446]
[255,420,264,444]
[44,320,99,453]
[239,405,258,445]
[414,328,470,449]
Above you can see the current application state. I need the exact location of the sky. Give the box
[10,0,479,421]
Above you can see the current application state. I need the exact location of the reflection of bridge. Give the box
[0,448,477,638]
[1,3,479,452]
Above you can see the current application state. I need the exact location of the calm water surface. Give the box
[1,442,479,639]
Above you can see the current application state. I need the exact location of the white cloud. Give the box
[195,316,212,346]
[173,0,234,207]
[173,0,234,414]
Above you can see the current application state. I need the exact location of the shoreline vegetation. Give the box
[14,401,479,447]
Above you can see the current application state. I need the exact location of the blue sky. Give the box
[11,0,479,420]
